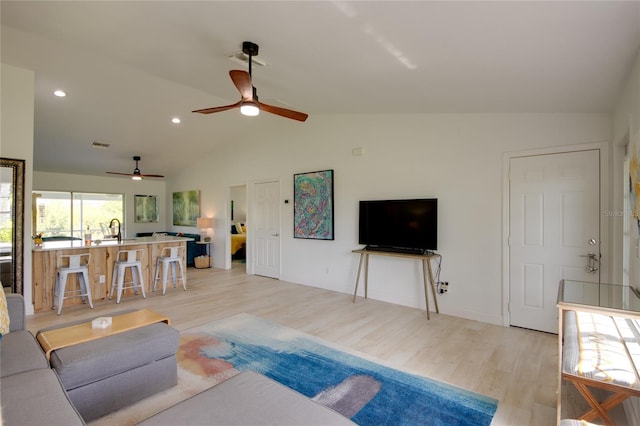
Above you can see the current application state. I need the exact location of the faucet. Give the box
[108,218,121,242]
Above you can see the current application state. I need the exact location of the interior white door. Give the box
[253,181,280,279]
[509,150,600,333]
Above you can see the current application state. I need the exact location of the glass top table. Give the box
[558,279,640,317]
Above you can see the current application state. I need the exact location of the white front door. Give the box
[253,181,280,278]
[509,149,600,333]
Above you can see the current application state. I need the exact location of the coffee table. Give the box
[36,309,170,360]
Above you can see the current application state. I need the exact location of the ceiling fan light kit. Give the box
[193,41,308,122]
[240,101,260,116]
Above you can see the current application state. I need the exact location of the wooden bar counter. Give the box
[32,236,192,312]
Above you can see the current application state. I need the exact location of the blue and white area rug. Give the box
[178,313,498,426]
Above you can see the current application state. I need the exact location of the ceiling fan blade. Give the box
[106,172,135,176]
[192,101,242,114]
[140,174,165,178]
[229,70,254,100]
[259,101,308,122]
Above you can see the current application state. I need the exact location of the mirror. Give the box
[0,158,25,294]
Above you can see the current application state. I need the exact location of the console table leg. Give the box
[353,253,365,302]
[426,258,439,314]
[364,254,369,299]
[421,259,430,320]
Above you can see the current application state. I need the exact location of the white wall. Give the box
[33,171,167,237]
[1,64,35,313]
[170,112,611,325]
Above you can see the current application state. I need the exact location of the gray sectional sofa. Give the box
[0,294,85,425]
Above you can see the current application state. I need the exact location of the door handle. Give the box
[272,233,279,237]
[579,252,599,273]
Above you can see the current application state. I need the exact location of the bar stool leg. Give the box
[131,266,139,295]
[162,260,170,295]
[79,270,94,309]
[152,259,160,292]
[178,260,186,291]
[52,273,58,311]
[116,266,126,303]
[134,265,146,298]
[170,262,177,288]
[53,272,60,312]
[109,264,117,300]
[55,271,68,316]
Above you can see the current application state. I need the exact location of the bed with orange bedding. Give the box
[231,234,246,255]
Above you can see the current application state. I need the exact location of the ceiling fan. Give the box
[106,156,164,180]
[193,41,308,122]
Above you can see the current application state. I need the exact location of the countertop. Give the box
[33,235,194,252]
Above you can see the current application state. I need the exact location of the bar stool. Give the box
[53,253,93,315]
[109,249,146,303]
[153,246,186,295]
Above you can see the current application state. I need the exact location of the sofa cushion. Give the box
[50,322,179,390]
[6,293,26,332]
[68,354,177,422]
[0,286,9,338]
[0,330,49,377]
[139,371,355,426]
[0,368,84,425]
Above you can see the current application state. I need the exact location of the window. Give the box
[0,179,13,248]
[33,191,124,240]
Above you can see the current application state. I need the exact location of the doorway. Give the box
[505,147,605,333]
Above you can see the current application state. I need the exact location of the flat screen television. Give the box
[359,198,437,253]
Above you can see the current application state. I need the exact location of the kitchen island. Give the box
[32,236,192,312]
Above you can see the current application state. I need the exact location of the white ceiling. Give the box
[1,1,639,178]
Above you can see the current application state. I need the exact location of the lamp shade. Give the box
[197,217,213,229]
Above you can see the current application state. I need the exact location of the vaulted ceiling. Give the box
[2,1,639,178]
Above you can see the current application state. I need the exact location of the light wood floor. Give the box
[27,262,562,425]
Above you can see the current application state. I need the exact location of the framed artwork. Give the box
[172,190,200,226]
[294,169,334,240]
[134,195,159,223]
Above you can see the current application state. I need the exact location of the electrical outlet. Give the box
[99,275,105,284]
[437,281,449,294]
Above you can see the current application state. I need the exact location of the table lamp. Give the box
[196,217,213,242]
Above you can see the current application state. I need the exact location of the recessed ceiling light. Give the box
[171,117,181,124]
[53,90,66,97]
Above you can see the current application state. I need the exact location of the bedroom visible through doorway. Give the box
[229,185,247,268]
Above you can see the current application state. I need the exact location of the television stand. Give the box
[352,249,441,319]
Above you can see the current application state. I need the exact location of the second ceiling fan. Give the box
[193,41,308,122]
[106,156,164,180]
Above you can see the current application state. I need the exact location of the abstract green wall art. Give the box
[173,190,200,226]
